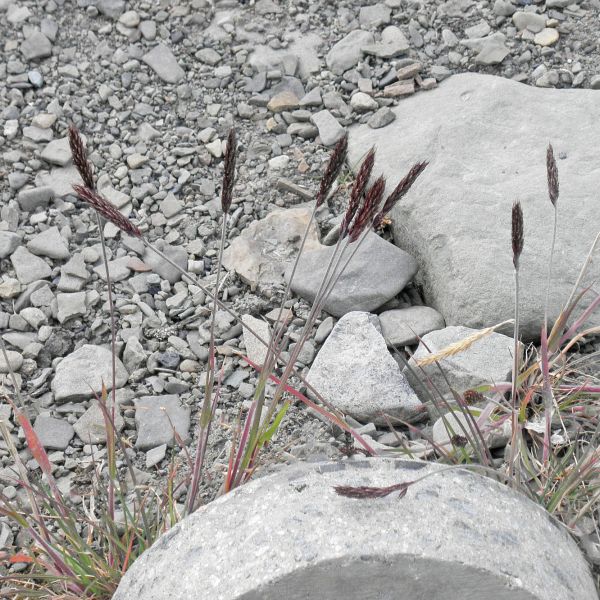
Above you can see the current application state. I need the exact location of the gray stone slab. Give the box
[113,458,596,600]
[347,73,600,340]
[289,232,417,317]
[52,344,128,402]
[134,395,190,451]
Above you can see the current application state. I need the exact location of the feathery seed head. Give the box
[512,201,524,269]
[316,133,348,207]
[68,124,95,190]
[546,143,559,207]
[221,128,237,214]
[341,147,376,235]
[348,175,386,242]
[73,184,142,238]
[373,160,428,229]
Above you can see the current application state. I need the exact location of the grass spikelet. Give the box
[221,128,237,214]
[68,124,95,190]
[316,133,348,207]
[415,320,514,367]
[72,185,142,238]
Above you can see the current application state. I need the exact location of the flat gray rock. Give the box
[379,306,446,346]
[134,395,191,451]
[10,246,52,284]
[404,325,515,402]
[40,137,71,166]
[0,350,23,374]
[113,459,597,600]
[223,206,320,291]
[307,312,423,424]
[310,110,345,147]
[288,232,417,317]
[142,44,185,84]
[56,292,87,324]
[33,415,74,450]
[326,30,374,75]
[52,344,128,402]
[17,186,54,212]
[36,165,82,198]
[241,315,271,367]
[348,74,600,340]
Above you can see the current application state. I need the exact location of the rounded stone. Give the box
[114,459,596,600]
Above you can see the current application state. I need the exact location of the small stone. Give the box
[20,32,52,61]
[268,155,290,171]
[73,401,124,445]
[146,444,167,468]
[142,241,187,284]
[465,21,491,39]
[127,153,148,169]
[383,80,415,97]
[359,3,391,28]
[350,92,378,112]
[267,91,299,113]
[534,28,559,47]
[307,312,423,425]
[311,110,345,147]
[96,0,125,19]
[17,187,54,212]
[314,317,334,343]
[139,20,157,41]
[512,12,547,33]
[196,48,221,65]
[134,395,191,451]
[33,416,74,450]
[40,137,71,166]
[368,107,396,129]
[241,315,271,367]
[493,0,515,16]
[159,194,184,218]
[0,279,21,300]
[119,10,140,27]
[0,232,21,259]
[298,87,322,107]
[0,350,23,373]
[27,226,69,260]
[206,139,223,158]
[142,44,185,83]
[326,30,374,75]
[52,345,128,402]
[56,292,87,324]
[10,247,52,284]
[379,306,446,346]
[590,75,600,90]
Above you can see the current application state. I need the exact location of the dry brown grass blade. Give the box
[415,320,514,367]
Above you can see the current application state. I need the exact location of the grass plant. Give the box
[2,131,600,596]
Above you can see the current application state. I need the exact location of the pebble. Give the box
[368,107,396,129]
[142,44,185,83]
[311,110,345,146]
[534,28,560,46]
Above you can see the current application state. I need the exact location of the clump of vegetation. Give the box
[0,126,426,597]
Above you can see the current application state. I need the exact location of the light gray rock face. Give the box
[36,165,82,197]
[73,401,125,445]
[52,344,128,402]
[347,73,600,340]
[404,325,515,402]
[326,30,374,75]
[289,232,417,317]
[307,312,423,425]
[33,416,74,450]
[113,459,597,600]
[134,395,191,451]
[222,206,320,291]
[142,44,185,83]
[10,246,52,284]
[379,306,446,346]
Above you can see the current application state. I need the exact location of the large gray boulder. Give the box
[347,73,600,340]
[113,458,597,600]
